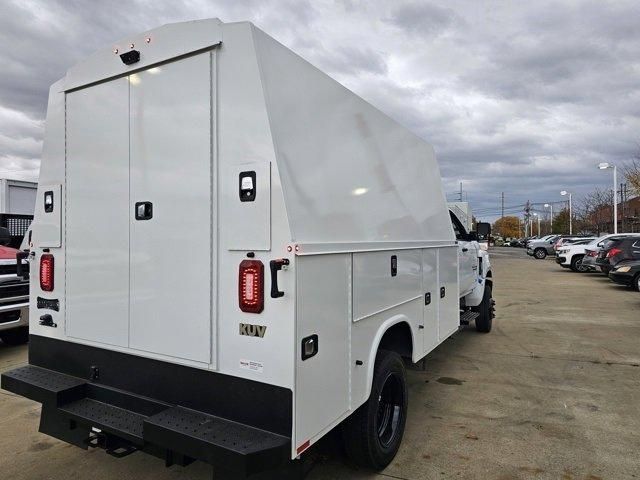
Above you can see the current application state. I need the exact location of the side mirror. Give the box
[467,232,478,242]
[0,227,10,246]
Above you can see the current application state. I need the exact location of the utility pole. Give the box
[524,200,531,237]
[620,183,626,232]
[501,192,504,219]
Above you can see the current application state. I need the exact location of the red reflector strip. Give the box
[296,440,310,455]
[40,254,54,292]
[238,260,264,313]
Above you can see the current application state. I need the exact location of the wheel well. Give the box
[378,322,413,360]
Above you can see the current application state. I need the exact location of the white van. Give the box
[2,19,494,479]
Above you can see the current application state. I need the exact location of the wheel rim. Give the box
[376,373,404,448]
[535,250,545,259]
[576,257,586,272]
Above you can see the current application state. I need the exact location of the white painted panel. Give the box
[252,26,455,245]
[422,249,439,355]
[33,184,61,248]
[353,250,421,322]
[129,54,212,363]
[438,247,459,341]
[66,79,130,347]
[224,162,271,251]
[296,254,350,448]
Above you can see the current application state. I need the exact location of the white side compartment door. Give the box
[66,79,130,346]
[295,255,350,450]
[422,249,439,354]
[438,247,460,341]
[128,54,213,363]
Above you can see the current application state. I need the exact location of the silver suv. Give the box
[527,235,560,259]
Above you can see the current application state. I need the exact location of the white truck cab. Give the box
[1,19,494,479]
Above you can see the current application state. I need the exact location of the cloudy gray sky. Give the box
[2,0,639,220]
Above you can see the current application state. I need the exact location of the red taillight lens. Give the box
[606,248,622,258]
[239,260,264,313]
[40,254,54,292]
[587,250,597,257]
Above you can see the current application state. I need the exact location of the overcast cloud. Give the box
[2,0,639,220]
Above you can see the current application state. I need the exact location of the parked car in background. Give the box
[595,236,640,275]
[510,238,526,248]
[580,234,640,272]
[609,259,640,291]
[527,235,561,259]
[556,238,599,272]
[0,227,29,345]
[553,236,595,253]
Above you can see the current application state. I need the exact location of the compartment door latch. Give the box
[135,201,153,220]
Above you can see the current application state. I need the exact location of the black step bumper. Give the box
[2,365,290,477]
[1,336,294,479]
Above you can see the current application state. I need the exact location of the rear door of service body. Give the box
[65,53,213,364]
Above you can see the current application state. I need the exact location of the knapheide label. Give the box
[240,359,264,373]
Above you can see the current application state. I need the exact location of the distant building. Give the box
[588,196,640,233]
[0,179,37,215]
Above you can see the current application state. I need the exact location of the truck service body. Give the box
[1,19,494,479]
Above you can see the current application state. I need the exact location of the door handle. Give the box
[270,258,290,298]
[135,202,153,220]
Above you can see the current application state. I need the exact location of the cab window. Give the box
[449,211,467,241]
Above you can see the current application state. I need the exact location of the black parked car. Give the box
[609,259,640,291]
[595,236,640,275]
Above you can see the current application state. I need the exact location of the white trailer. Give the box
[2,19,494,479]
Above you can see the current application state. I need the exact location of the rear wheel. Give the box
[474,285,494,333]
[570,254,587,272]
[0,327,29,346]
[534,248,547,259]
[343,350,408,470]
[634,273,640,292]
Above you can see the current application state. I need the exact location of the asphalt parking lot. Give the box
[1,248,639,480]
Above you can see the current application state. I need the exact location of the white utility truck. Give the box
[2,19,494,479]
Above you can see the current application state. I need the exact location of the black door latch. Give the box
[135,201,153,220]
[270,258,289,298]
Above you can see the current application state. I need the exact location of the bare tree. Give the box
[578,188,614,234]
[624,156,640,196]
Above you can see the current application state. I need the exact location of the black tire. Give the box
[474,285,494,333]
[570,254,586,272]
[534,248,547,259]
[343,350,408,470]
[0,327,29,346]
[634,273,640,292]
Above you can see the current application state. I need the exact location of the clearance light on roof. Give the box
[239,260,264,313]
[40,254,54,292]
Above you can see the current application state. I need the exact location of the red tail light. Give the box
[239,260,264,313]
[606,248,622,258]
[40,254,54,292]
[587,250,597,257]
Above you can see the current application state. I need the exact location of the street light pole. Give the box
[560,191,572,234]
[598,162,618,234]
[544,203,553,233]
[533,213,541,236]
